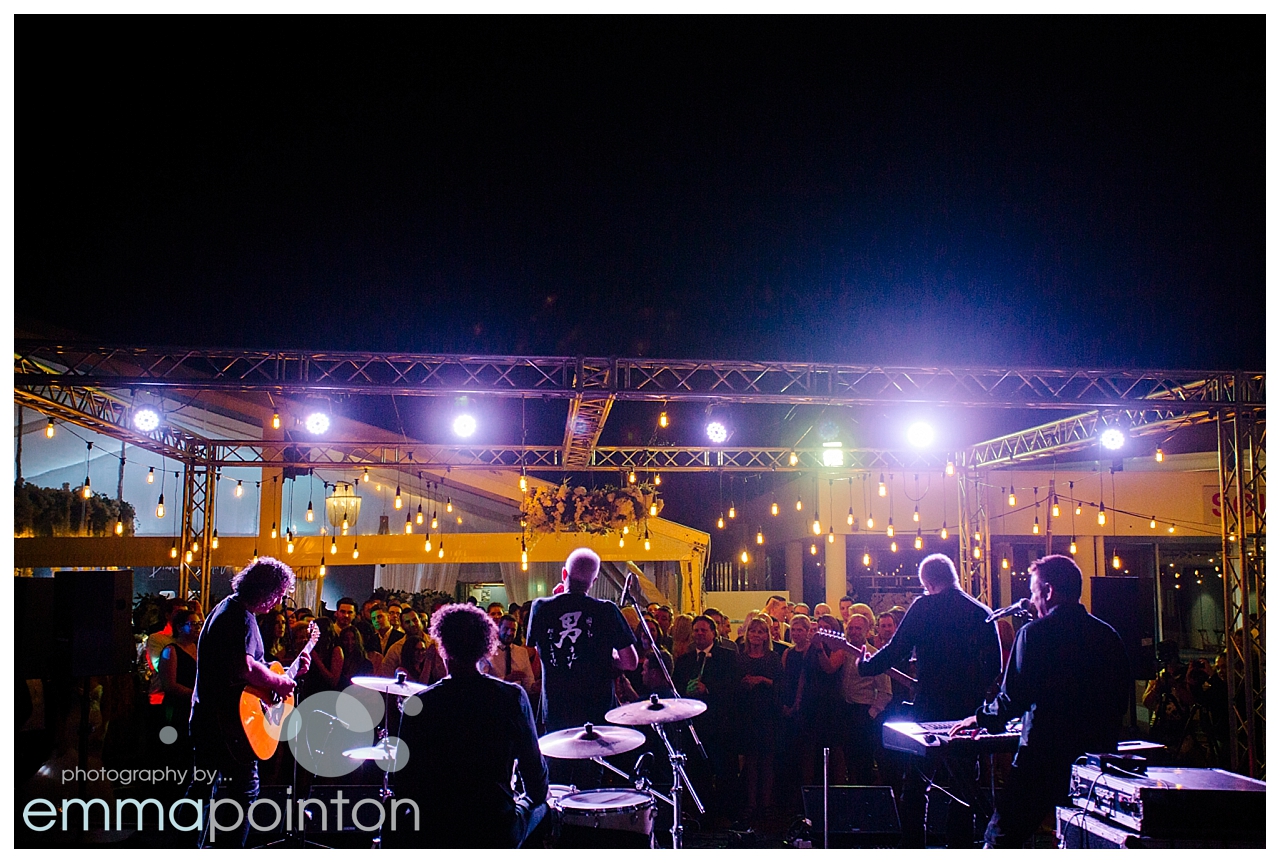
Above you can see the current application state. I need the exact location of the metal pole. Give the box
[15,405,22,487]
[823,746,830,849]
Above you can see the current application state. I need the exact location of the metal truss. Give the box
[178,461,217,602]
[957,475,992,606]
[964,407,1214,468]
[205,442,950,472]
[15,341,1264,409]
[1217,408,1266,779]
[562,394,614,467]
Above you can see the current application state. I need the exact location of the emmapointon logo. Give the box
[23,790,420,841]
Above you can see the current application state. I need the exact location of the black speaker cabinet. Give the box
[1090,576,1156,679]
[802,785,901,848]
[52,570,135,677]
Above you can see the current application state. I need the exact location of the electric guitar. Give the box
[811,628,918,693]
[240,620,319,760]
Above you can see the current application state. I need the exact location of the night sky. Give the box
[22,17,1263,372]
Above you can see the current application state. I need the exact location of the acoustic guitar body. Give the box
[240,661,294,760]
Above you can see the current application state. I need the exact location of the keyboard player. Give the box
[856,554,1001,847]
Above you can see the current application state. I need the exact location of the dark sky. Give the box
[22,16,1264,371]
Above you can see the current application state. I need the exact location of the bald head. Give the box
[563,547,601,592]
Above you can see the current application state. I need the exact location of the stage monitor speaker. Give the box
[1091,576,1156,679]
[801,785,901,848]
[53,570,135,677]
[15,577,56,679]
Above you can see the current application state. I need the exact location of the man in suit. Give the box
[673,615,739,823]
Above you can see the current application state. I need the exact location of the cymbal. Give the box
[538,723,646,759]
[351,674,429,697]
[605,695,707,726]
[342,739,399,761]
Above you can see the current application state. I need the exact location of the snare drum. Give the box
[545,784,576,811]
[555,789,655,848]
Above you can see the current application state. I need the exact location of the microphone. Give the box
[621,571,636,604]
[985,598,1033,624]
[312,708,350,729]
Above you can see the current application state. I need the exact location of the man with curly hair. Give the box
[189,557,308,847]
[393,603,548,847]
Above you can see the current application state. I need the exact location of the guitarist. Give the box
[189,557,309,847]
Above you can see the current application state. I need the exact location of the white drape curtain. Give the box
[376,562,464,594]
[291,566,323,614]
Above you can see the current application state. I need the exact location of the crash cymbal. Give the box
[605,695,707,726]
[342,739,400,761]
[538,723,646,759]
[351,674,429,697]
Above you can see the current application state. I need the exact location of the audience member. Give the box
[674,615,739,823]
[480,614,537,699]
[338,625,376,690]
[258,611,288,664]
[333,597,358,631]
[669,613,695,659]
[736,615,782,826]
[840,614,891,784]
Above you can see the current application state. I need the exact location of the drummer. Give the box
[392,603,548,848]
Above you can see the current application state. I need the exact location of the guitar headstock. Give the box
[305,619,320,652]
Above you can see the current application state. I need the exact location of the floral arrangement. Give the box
[522,482,663,535]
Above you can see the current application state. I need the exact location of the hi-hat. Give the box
[538,723,646,759]
[351,673,428,697]
[343,739,399,761]
[605,695,707,726]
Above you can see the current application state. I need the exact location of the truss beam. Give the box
[16,342,1264,409]
[965,408,1216,468]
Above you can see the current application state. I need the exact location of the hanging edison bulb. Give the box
[658,411,669,429]
[812,514,821,535]
[170,541,178,559]
[789,451,799,467]
[847,508,855,526]
[728,503,736,519]
[619,536,625,548]
[796,497,803,511]
[270,522,278,539]
[341,514,350,534]
[330,536,338,554]
[405,513,413,534]
[771,501,779,516]
[1150,517,1157,529]
[438,541,445,558]
[272,412,281,430]
[914,531,923,550]
[416,504,424,525]
[644,534,651,551]
[45,418,55,438]
[973,545,982,559]
[185,549,194,564]
[306,501,315,522]
[913,505,919,523]
[431,512,439,530]
[395,487,403,509]
[866,514,875,530]
[114,518,124,535]
[653,474,661,486]
[446,497,453,513]
[319,556,326,577]
[628,470,637,484]
[1075,503,1082,516]
[156,494,166,519]
[945,460,955,477]
[363,467,371,484]
[1167,524,1175,534]
[82,476,92,499]
[521,543,528,565]
[886,519,895,538]
[192,538,199,553]
[1097,503,1106,526]
[740,549,749,564]
[1112,553,1122,570]
[234,480,243,497]
[973,530,981,542]
[649,503,658,517]
[1032,516,1041,535]
[810,543,818,555]
[623,525,630,535]
[519,472,528,492]
[1051,497,1060,518]
[147,467,155,484]
[862,550,871,566]
[1069,538,1078,554]
[1155,448,1164,463]
[890,540,898,553]
[1008,486,1017,506]
[717,514,725,529]
[878,474,887,497]
[756,529,764,545]
[1001,556,1010,570]
[212,529,219,549]
[287,536,295,554]
[424,536,432,552]
[353,542,360,559]
[940,522,948,540]
[828,527,835,544]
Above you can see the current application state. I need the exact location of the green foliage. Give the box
[13,481,137,537]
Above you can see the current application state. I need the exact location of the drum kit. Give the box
[536,694,709,849]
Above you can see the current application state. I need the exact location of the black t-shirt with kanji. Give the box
[527,592,635,731]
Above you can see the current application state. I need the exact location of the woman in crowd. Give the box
[736,615,783,825]
[778,614,812,810]
[158,609,202,774]
[304,618,343,691]
[793,614,848,785]
[669,613,695,660]
[259,610,289,664]
[339,626,376,690]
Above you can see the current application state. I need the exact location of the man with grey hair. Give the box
[855,553,1000,848]
[527,548,639,733]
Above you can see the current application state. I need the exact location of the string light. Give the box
[185,549,194,564]
[114,518,124,535]
[628,470,637,484]
[286,534,295,554]
[810,543,818,555]
[795,496,803,511]
[82,475,92,499]
[789,451,799,467]
[867,514,875,530]
[1032,515,1040,535]
[1051,496,1060,518]
[771,500,779,516]
[431,511,439,530]
[912,505,919,523]
[192,538,199,553]
[1167,524,1175,534]
[878,474,887,497]
[212,529,219,549]
[395,487,403,509]
[45,418,55,438]
[728,503,736,519]
[973,545,982,559]
[170,541,178,559]
[973,531,981,542]
[1155,448,1164,463]
[757,529,765,545]
[1150,517,1157,529]
[363,467,371,484]
[416,504,424,525]
[405,512,413,534]
[353,542,359,559]
[330,536,338,554]
[886,518,894,538]
[1070,538,1078,554]
[319,556,326,576]
[862,550,871,566]
[945,459,955,476]
[658,411,669,429]
[940,522,948,540]
[619,536,625,548]
[306,501,314,522]
[1112,552,1122,570]
[147,467,155,484]
[890,540,898,553]
[717,514,725,529]
[644,532,651,551]
[446,498,453,513]
[270,522,278,539]
[156,494,166,519]
[272,412,281,430]
[649,503,658,516]
[1097,502,1106,526]
[1002,556,1010,570]
[740,550,749,564]
[847,508,855,526]
[828,526,835,544]
[425,536,433,553]
[653,474,661,486]
[438,540,445,559]
[1008,486,1017,507]
[519,471,528,492]
[914,530,923,550]
[812,513,821,535]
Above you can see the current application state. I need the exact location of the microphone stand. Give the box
[617,575,707,848]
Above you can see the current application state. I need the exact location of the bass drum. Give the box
[554,789,655,848]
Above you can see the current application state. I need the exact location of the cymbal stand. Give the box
[654,720,704,849]
[370,677,409,849]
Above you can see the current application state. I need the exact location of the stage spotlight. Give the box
[1099,428,1125,450]
[906,421,935,448]
[304,412,331,435]
[133,406,162,432]
[453,414,477,437]
[705,421,728,443]
[821,441,844,467]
